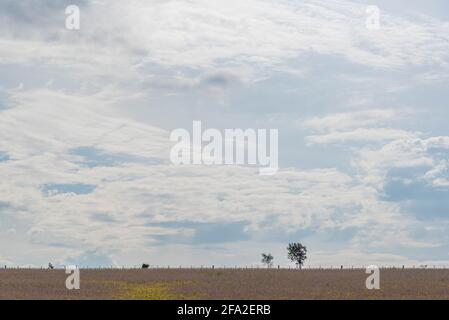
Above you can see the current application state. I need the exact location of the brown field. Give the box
[1,268,449,300]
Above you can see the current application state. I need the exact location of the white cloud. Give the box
[1,0,448,82]
[306,127,415,144]
[0,88,426,265]
[1,0,449,266]
[303,109,417,144]
[303,109,399,131]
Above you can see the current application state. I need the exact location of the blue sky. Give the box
[0,0,449,267]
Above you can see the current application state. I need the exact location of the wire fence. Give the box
[2,265,449,270]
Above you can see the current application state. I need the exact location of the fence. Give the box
[2,265,449,270]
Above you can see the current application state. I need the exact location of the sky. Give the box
[0,0,449,268]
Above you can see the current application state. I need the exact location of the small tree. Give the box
[287,243,307,268]
[261,253,274,268]
[142,263,150,269]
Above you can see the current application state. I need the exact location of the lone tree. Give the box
[142,263,150,269]
[287,243,307,268]
[261,253,274,268]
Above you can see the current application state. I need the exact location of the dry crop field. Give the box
[0,268,449,300]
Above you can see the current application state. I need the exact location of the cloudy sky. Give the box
[1,0,449,268]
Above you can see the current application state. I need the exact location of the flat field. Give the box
[1,268,448,300]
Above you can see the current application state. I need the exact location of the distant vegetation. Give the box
[287,243,307,268]
[261,253,274,268]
